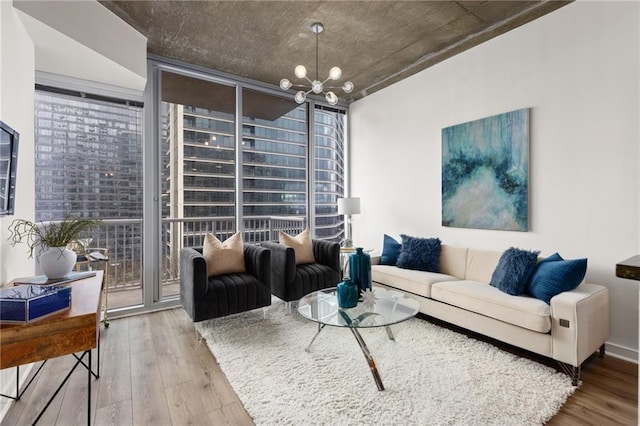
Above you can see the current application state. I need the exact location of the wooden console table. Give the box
[0,271,103,425]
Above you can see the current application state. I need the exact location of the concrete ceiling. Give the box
[99,1,571,104]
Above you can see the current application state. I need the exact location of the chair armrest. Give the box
[244,244,271,290]
[180,248,208,319]
[550,283,609,367]
[261,241,296,288]
[312,240,341,273]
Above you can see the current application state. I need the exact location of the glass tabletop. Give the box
[297,286,420,328]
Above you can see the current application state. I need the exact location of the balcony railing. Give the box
[66,216,307,299]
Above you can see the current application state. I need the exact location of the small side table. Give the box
[340,247,356,278]
[76,249,110,328]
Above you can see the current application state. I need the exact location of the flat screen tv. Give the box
[0,120,19,216]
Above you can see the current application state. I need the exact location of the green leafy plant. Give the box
[8,215,102,258]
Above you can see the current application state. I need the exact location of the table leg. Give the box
[102,261,110,328]
[305,323,326,352]
[97,329,101,378]
[349,328,385,391]
[0,363,47,401]
[87,350,91,426]
[385,325,395,341]
[14,365,18,399]
[31,351,88,425]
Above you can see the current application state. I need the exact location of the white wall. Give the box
[0,1,36,284]
[14,0,147,91]
[349,1,640,360]
[0,1,36,418]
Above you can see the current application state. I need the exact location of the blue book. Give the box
[0,284,72,324]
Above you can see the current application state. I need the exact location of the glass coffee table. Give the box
[297,285,420,391]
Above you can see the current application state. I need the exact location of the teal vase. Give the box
[349,247,371,297]
[337,278,358,308]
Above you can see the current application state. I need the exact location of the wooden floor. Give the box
[2,308,637,425]
[2,308,252,426]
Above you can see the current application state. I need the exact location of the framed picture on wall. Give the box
[441,108,529,232]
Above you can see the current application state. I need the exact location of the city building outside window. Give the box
[34,87,144,309]
[33,68,347,316]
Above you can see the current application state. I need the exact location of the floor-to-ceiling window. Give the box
[33,60,347,317]
[314,105,346,242]
[242,88,308,240]
[34,86,144,310]
[159,71,237,298]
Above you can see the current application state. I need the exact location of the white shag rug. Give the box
[195,301,575,425]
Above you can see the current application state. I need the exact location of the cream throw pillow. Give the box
[279,228,316,265]
[203,232,245,277]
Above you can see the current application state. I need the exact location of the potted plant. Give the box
[8,215,102,279]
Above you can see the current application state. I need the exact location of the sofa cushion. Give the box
[372,265,458,298]
[196,273,269,320]
[465,249,503,283]
[490,248,540,295]
[440,245,468,280]
[380,234,401,265]
[431,280,551,333]
[397,235,441,272]
[528,253,587,304]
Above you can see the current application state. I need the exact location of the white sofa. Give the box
[371,245,609,385]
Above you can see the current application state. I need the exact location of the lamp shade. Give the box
[338,197,361,215]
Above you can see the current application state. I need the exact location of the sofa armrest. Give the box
[180,247,209,319]
[550,283,609,367]
[312,239,340,273]
[244,244,271,291]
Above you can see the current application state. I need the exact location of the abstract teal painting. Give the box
[442,108,529,231]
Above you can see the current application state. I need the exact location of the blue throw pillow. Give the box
[527,253,587,304]
[490,247,540,295]
[396,235,441,272]
[526,253,563,290]
[380,234,401,265]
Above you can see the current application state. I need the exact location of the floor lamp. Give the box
[338,197,361,247]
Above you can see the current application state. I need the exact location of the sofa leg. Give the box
[599,343,606,358]
[570,365,580,386]
[558,362,581,386]
[285,301,292,315]
[263,307,269,319]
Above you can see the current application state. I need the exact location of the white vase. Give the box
[38,247,77,279]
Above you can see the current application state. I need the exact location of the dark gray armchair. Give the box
[261,239,341,307]
[180,244,271,322]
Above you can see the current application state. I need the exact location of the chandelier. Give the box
[279,22,353,105]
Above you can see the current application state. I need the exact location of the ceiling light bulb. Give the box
[325,91,338,105]
[294,91,307,104]
[329,67,342,80]
[311,80,323,94]
[342,81,354,93]
[294,65,307,79]
[280,78,292,90]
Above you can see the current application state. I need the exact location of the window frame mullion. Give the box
[308,100,316,237]
[235,84,244,234]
